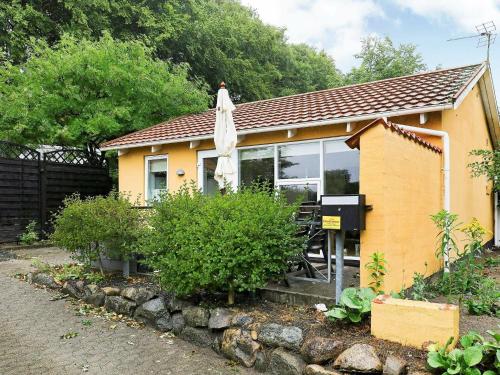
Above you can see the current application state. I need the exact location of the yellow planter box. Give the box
[371,295,459,349]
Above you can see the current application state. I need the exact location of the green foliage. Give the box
[31,258,52,274]
[0,33,210,152]
[19,220,39,245]
[53,264,84,283]
[431,210,460,274]
[468,147,500,192]
[345,36,427,84]
[465,278,500,317]
[324,287,377,324]
[411,266,435,302]
[139,183,303,303]
[50,192,143,271]
[365,252,388,293]
[427,330,500,374]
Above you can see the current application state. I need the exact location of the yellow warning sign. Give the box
[322,215,341,230]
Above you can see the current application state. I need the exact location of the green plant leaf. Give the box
[463,346,483,367]
[427,352,446,369]
[347,310,362,323]
[446,363,461,375]
[325,308,347,320]
[482,371,496,375]
[340,288,362,309]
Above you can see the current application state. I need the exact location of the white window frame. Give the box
[144,154,168,204]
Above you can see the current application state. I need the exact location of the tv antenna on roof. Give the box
[447,21,497,63]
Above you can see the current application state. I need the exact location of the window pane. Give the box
[280,183,318,203]
[324,141,359,194]
[278,142,320,179]
[239,146,274,187]
[203,157,219,196]
[147,158,167,201]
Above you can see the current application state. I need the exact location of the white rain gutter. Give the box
[397,124,451,273]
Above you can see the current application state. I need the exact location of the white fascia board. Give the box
[453,63,487,110]
[102,104,451,151]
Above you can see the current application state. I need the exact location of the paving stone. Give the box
[0,246,256,375]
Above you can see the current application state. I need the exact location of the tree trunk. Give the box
[228,284,235,305]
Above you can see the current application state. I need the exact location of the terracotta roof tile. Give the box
[345,118,442,153]
[102,63,483,149]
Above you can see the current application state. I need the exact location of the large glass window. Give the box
[324,141,359,194]
[146,156,167,202]
[239,146,274,187]
[278,142,320,179]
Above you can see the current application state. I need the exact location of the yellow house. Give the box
[102,63,499,291]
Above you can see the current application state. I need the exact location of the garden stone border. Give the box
[26,271,423,375]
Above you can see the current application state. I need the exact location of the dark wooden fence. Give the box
[0,141,112,243]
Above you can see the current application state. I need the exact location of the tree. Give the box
[345,36,427,84]
[469,147,500,191]
[0,34,210,153]
[0,0,343,103]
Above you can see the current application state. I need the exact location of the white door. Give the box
[197,149,238,194]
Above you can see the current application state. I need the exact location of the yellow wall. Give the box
[440,86,494,247]
[358,124,443,291]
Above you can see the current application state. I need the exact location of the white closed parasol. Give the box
[213,82,237,190]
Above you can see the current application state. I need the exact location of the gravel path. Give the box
[0,247,254,375]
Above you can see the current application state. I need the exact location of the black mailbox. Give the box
[320,194,366,231]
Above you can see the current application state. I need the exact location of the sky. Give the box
[242,0,500,91]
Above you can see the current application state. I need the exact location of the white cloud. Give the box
[392,0,500,31]
[241,0,384,70]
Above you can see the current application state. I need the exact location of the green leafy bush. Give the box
[139,183,303,304]
[427,330,499,375]
[465,278,500,317]
[324,287,376,323]
[19,220,39,245]
[51,193,143,273]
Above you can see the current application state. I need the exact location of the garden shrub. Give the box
[51,192,143,273]
[19,220,39,245]
[139,183,304,304]
[324,287,376,323]
[427,329,499,375]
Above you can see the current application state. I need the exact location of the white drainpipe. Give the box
[397,124,451,273]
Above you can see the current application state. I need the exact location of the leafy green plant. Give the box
[19,220,39,245]
[411,267,435,302]
[53,264,84,283]
[31,258,52,274]
[431,210,460,275]
[51,192,143,274]
[365,252,388,293]
[468,146,500,192]
[83,272,105,285]
[140,183,303,304]
[465,278,500,317]
[427,330,499,375]
[324,287,377,323]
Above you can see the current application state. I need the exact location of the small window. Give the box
[145,156,167,202]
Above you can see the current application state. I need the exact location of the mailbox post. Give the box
[320,194,367,304]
